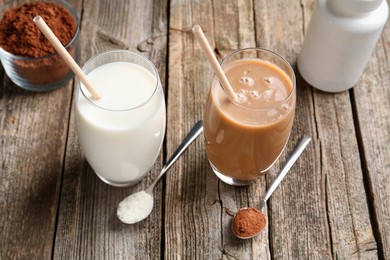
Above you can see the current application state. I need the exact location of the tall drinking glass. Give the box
[75,50,166,187]
[204,48,296,186]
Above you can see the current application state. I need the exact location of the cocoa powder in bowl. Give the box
[0,0,80,91]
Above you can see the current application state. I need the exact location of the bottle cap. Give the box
[330,0,383,13]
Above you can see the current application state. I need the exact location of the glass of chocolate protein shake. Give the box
[204,48,296,186]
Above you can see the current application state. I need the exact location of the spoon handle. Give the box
[259,135,311,211]
[146,120,204,193]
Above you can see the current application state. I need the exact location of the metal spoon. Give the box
[232,135,311,239]
[117,120,203,224]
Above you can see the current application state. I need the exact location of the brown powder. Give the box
[0,2,79,88]
[232,207,266,238]
[0,2,76,58]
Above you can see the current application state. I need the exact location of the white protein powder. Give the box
[117,190,154,224]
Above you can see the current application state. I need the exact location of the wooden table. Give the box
[1,0,390,259]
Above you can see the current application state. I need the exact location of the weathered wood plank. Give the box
[53,0,168,259]
[167,0,226,259]
[256,0,376,259]
[314,91,377,259]
[251,2,318,260]
[254,1,330,259]
[352,10,390,259]
[167,0,269,258]
[0,0,82,258]
[1,0,388,259]
[303,0,380,257]
[0,80,71,260]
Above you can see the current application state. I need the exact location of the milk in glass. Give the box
[75,51,166,187]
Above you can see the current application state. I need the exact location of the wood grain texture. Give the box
[53,0,168,259]
[0,82,71,260]
[254,1,331,259]
[0,0,80,257]
[260,0,375,259]
[1,0,389,259]
[313,88,377,259]
[352,5,390,258]
[167,0,222,258]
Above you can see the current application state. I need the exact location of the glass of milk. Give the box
[75,50,166,187]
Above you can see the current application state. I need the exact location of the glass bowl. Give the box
[0,0,80,92]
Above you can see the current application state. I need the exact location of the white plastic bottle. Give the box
[297,0,388,93]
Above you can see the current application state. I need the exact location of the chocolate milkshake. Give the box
[204,48,296,185]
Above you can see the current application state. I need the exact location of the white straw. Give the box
[33,16,102,99]
[192,25,236,101]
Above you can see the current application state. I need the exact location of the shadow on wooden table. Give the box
[0,65,33,96]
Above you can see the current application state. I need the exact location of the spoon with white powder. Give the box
[117,120,204,224]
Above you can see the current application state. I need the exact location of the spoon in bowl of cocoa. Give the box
[231,135,311,239]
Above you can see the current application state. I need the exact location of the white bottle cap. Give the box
[330,0,383,13]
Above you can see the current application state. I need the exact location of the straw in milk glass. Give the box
[33,16,102,99]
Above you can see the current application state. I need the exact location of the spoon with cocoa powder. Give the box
[232,135,311,239]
